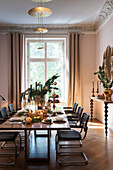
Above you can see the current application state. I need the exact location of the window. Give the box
[25,38,67,102]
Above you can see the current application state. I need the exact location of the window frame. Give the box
[24,36,67,103]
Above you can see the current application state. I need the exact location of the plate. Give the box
[53,118,66,122]
[42,119,52,124]
[54,111,64,115]
[9,117,25,122]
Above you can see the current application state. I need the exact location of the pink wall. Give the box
[96,15,113,70]
[96,14,113,129]
[0,34,9,108]
[80,34,96,114]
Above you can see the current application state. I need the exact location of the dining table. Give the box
[0,110,70,162]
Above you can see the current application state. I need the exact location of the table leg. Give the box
[24,129,50,161]
[25,130,28,160]
[90,99,93,121]
[48,130,50,160]
[104,103,108,136]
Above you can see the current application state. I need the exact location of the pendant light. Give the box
[28,7,52,17]
[28,0,53,48]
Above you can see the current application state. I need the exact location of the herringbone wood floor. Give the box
[0,119,113,170]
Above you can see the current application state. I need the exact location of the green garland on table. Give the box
[20,73,60,102]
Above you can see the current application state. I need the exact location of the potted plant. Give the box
[94,66,113,101]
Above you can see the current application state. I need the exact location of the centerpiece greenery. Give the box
[20,73,60,102]
[94,66,113,89]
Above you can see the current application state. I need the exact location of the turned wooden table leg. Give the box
[104,103,108,136]
[90,99,93,121]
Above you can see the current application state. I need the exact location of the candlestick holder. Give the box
[92,88,95,97]
[96,81,99,94]
[96,88,99,94]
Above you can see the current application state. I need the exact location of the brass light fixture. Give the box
[28,0,53,49]
[33,28,48,33]
[28,7,52,17]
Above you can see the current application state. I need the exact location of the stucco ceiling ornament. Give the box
[95,0,113,29]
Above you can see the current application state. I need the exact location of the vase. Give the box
[104,88,112,101]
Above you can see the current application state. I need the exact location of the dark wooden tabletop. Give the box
[0,117,70,130]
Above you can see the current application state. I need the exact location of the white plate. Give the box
[9,117,25,122]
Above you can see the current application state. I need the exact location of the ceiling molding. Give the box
[0,23,97,33]
[94,0,113,29]
[0,0,112,33]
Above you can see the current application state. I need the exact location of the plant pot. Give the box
[104,88,112,101]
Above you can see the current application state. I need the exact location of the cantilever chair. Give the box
[63,102,78,114]
[1,105,25,149]
[55,112,89,165]
[0,107,9,124]
[0,132,21,166]
[8,103,16,116]
[67,106,83,128]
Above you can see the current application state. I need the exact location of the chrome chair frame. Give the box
[0,132,21,166]
[55,112,89,166]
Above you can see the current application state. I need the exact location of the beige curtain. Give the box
[67,33,81,107]
[8,32,23,111]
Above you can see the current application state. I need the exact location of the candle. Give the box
[97,81,99,89]
[41,84,43,98]
[92,81,94,89]
[40,112,43,120]
[30,85,32,99]
[36,82,37,95]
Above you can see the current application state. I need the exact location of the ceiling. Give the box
[0,0,106,25]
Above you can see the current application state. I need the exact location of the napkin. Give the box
[17,109,28,113]
[9,117,25,122]
[53,116,65,121]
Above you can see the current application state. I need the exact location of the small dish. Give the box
[42,119,53,124]
[53,118,66,123]
[53,116,66,122]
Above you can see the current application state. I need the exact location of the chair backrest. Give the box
[80,112,89,130]
[8,103,15,113]
[0,107,8,119]
[73,102,78,113]
[76,106,83,117]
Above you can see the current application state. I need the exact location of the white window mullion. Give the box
[62,41,65,101]
[45,42,47,81]
[27,42,30,88]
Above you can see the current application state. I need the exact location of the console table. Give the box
[90,97,113,136]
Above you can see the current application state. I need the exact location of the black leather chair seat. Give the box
[65,110,73,114]
[68,120,77,125]
[57,130,81,140]
[0,132,19,141]
[67,114,78,118]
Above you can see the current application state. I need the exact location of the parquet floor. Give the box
[0,119,113,170]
